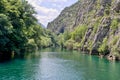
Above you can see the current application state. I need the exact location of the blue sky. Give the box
[26,0,78,27]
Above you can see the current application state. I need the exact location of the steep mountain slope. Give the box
[47,1,81,34]
[47,0,120,60]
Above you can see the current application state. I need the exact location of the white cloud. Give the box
[26,0,77,27]
[34,5,59,27]
[35,6,59,15]
[35,8,59,27]
[26,0,60,27]
[46,0,68,2]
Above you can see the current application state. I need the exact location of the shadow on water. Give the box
[0,52,12,63]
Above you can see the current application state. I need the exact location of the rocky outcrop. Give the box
[90,17,111,54]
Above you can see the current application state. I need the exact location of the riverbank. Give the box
[64,46,120,61]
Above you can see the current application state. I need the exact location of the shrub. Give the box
[98,37,108,55]
[110,19,119,30]
[71,24,87,42]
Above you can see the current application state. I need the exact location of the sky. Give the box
[26,0,78,27]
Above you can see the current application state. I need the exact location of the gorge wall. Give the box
[47,0,120,60]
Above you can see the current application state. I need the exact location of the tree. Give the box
[0,0,38,59]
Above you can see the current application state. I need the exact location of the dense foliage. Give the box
[0,0,34,56]
[56,25,87,50]
[0,0,56,61]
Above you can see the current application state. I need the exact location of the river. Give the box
[0,48,120,80]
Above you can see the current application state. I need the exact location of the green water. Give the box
[0,48,120,80]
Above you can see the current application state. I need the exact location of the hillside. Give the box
[47,1,81,34]
[47,0,120,60]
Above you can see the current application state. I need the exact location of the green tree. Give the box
[0,0,38,60]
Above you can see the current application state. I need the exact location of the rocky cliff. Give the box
[47,0,120,60]
[47,1,81,34]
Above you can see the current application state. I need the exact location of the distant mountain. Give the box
[38,22,45,28]
[40,23,46,28]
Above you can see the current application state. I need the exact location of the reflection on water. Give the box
[0,48,120,80]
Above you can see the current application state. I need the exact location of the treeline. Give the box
[0,0,56,61]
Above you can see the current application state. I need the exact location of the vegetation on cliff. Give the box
[48,0,120,60]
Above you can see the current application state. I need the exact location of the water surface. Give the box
[0,48,120,80]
